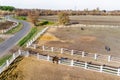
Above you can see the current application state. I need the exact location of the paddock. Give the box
[36,26,120,57]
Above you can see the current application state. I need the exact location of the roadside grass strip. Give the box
[18,27,37,46]
[5,23,22,34]
[14,16,27,20]
[0,54,12,66]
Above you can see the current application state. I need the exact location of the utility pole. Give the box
[74,0,77,11]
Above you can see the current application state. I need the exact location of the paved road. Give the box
[0,16,31,57]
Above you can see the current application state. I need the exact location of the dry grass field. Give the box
[1,56,120,80]
[40,15,120,25]
[37,27,120,57]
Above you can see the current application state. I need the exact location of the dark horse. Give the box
[52,56,59,64]
[81,27,84,30]
[105,46,111,53]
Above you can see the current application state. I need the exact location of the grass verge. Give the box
[0,54,12,66]
[18,27,37,46]
[5,23,22,34]
[37,20,55,26]
[14,16,27,20]
[0,38,4,43]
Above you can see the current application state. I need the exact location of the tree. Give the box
[27,11,39,26]
[58,12,69,25]
[0,6,15,11]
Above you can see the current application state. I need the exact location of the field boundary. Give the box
[50,24,120,28]
[0,49,120,76]
[29,45,120,64]
[26,27,49,47]
[1,19,19,33]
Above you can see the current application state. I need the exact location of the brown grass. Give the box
[79,36,96,42]
[37,27,120,56]
[1,56,120,80]
[39,33,59,41]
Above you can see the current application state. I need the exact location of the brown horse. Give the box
[52,56,59,64]
[81,27,84,30]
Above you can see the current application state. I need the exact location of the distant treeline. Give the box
[15,9,120,16]
[1,7,120,16]
[0,6,15,11]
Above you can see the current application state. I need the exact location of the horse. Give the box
[52,56,59,64]
[105,46,111,52]
[81,27,84,30]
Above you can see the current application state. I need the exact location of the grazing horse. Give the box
[81,27,84,30]
[105,46,111,53]
[52,56,59,64]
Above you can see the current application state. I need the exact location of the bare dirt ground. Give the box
[37,27,120,57]
[41,15,120,25]
[0,21,14,30]
[2,56,120,80]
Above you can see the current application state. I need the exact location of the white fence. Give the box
[50,24,120,28]
[26,27,49,47]
[1,19,19,33]
[30,45,120,64]
[0,49,120,76]
[28,51,120,76]
[0,49,22,74]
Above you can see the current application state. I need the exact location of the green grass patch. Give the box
[0,54,12,66]
[5,23,22,34]
[0,38,4,43]
[14,16,27,20]
[37,20,55,26]
[18,27,37,46]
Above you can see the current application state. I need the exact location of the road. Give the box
[0,16,31,57]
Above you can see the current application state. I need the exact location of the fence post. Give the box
[0,68,2,74]
[27,41,30,46]
[108,55,111,62]
[30,40,32,45]
[37,53,39,60]
[18,49,21,55]
[61,48,63,54]
[117,68,120,76]
[47,55,50,61]
[26,43,29,47]
[58,60,61,64]
[82,51,85,57]
[71,50,74,55]
[6,60,9,67]
[33,37,35,42]
[33,44,36,49]
[42,45,45,51]
[70,60,74,66]
[51,47,54,52]
[26,51,29,57]
[100,65,103,72]
[12,54,15,60]
[94,54,97,60]
[84,62,88,69]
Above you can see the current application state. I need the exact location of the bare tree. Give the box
[27,10,39,26]
[58,12,70,25]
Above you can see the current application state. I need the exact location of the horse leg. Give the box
[56,60,58,64]
[52,59,54,63]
